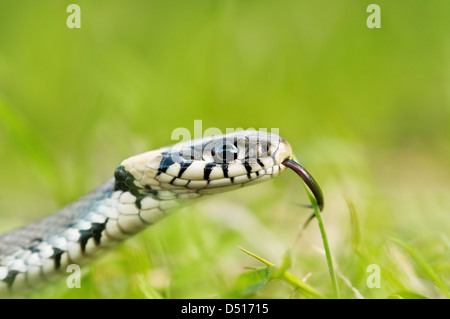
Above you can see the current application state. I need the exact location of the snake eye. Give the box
[212,140,238,163]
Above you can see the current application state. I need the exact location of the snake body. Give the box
[0,131,295,295]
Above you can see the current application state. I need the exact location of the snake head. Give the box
[115,130,293,197]
[115,130,323,213]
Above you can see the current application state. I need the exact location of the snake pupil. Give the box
[212,140,238,163]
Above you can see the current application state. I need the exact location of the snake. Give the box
[0,130,323,296]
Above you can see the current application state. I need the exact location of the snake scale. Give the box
[0,130,323,296]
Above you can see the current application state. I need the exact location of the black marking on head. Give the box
[51,248,64,270]
[170,177,177,185]
[230,177,234,183]
[257,159,265,169]
[143,185,158,196]
[78,219,108,253]
[135,194,147,209]
[114,165,140,196]
[243,161,252,178]
[3,270,19,288]
[222,163,229,178]
[27,238,43,253]
[178,161,193,178]
[204,162,216,180]
[158,152,175,176]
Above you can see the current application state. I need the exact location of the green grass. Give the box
[1,0,450,299]
[307,185,340,298]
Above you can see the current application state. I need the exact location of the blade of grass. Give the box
[305,185,341,299]
[238,246,326,298]
[389,236,450,298]
[345,195,361,252]
[233,265,276,297]
[136,274,164,299]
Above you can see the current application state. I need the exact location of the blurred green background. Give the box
[0,0,449,298]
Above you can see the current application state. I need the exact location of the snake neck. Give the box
[0,177,191,295]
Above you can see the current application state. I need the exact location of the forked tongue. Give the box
[282,158,324,228]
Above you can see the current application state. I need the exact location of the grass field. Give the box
[0,1,449,299]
